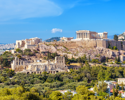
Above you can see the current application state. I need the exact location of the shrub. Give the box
[123,61,125,64]
[17,54,21,59]
[91,59,99,63]
[16,48,22,53]
[113,46,118,50]
[110,62,113,64]
[24,49,34,56]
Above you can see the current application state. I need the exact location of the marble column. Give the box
[77,33,79,38]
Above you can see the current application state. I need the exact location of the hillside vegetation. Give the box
[0,65,125,99]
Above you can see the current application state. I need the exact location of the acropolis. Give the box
[11,30,125,74]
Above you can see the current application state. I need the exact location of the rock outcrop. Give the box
[38,43,124,61]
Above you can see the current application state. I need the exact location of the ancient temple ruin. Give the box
[76,30,108,40]
[15,37,42,50]
[11,56,69,74]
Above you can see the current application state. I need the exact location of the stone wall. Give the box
[108,41,125,50]
[44,40,125,51]
[25,45,37,49]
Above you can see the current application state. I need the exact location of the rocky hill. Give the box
[39,42,123,62]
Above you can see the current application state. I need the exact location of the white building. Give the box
[60,37,74,41]
[118,78,125,85]
[15,37,42,50]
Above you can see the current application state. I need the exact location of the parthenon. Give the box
[76,30,108,40]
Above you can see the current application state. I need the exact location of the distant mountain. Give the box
[44,37,60,42]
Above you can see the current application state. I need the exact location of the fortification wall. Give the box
[123,42,125,50]
[44,40,125,51]
[107,41,125,50]
[76,40,97,48]
[44,41,78,49]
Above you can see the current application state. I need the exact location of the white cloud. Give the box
[51,28,62,33]
[0,0,62,21]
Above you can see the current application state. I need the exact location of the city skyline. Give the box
[0,0,125,43]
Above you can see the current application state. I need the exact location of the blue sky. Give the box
[0,0,125,43]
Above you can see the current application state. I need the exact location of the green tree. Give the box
[16,48,22,53]
[2,59,9,67]
[30,87,38,93]
[113,87,115,98]
[93,84,98,93]
[123,70,125,77]
[98,70,105,81]
[115,57,118,64]
[0,57,3,65]
[114,35,118,41]
[115,84,119,97]
[49,91,63,100]
[92,59,99,63]
[17,54,21,59]
[123,61,125,64]
[76,85,92,96]
[22,92,41,100]
[85,61,89,67]
[89,55,91,62]
[98,81,108,94]
[0,88,11,96]
[121,82,124,90]
[72,94,88,100]
[63,91,73,100]
[24,49,34,56]
[118,56,120,62]
[113,46,118,50]
[106,57,108,62]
